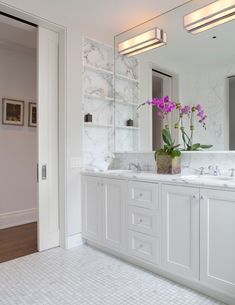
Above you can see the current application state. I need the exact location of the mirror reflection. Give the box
[114,0,235,152]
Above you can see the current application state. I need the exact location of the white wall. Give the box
[0,45,37,229]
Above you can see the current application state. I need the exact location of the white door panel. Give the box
[81,176,102,242]
[200,189,235,296]
[102,178,126,251]
[38,27,59,251]
[161,184,199,279]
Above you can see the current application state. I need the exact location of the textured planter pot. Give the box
[156,155,181,174]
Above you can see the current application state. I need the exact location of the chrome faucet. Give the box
[229,168,235,177]
[198,167,206,176]
[129,162,141,172]
[208,165,221,176]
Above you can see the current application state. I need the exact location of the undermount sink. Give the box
[180,175,234,182]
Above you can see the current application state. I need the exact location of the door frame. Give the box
[0,2,67,248]
[147,63,179,150]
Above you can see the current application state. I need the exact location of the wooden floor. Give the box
[0,222,37,263]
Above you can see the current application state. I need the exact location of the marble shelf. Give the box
[84,64,114,75]
[84,122,114,128]
[116,126,139,130]
[84,94,114,102]
[115,73,139,83]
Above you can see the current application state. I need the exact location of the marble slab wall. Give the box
[83,38,142,167]
[114,53,140,152]
[84,38,113,72]
[83,37,114,168]
[112,151,235,175]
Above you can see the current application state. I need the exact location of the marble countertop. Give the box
[82,169,235,190]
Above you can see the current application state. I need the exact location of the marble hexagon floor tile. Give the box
[0,245,225,305]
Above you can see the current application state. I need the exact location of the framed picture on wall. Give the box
[2,98,24,126]
[28,102,37,127]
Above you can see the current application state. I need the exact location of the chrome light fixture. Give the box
[184,0,235,34]
[118,28,167,56]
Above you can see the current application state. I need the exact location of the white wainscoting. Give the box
[0,208,37,229]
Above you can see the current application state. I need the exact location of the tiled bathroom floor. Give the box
[0,245,225,305]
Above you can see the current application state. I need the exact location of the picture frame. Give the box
[2,98,24,126]
[28,102,37,127]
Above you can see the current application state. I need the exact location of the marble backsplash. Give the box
[111,151,235,176]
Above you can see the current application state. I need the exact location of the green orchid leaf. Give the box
[200,144,213,149]
[191,143,201,150]
[162,129,173,146]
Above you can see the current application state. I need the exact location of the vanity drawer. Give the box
[128,231,159,264]
[128,181,159,209]
[128,206,160,236]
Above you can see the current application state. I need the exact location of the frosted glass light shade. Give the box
[118,28,167,56]
[184,0,235,34]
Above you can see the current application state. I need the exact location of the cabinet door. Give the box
[82,176,102,242]
[161,184,199,279]
[102,178,126,252]
[200,189,235,296]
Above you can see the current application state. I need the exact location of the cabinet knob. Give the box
[139,193,143,197]
[192,195,197,200]
[139,218,143,223]
[200,195,204,200]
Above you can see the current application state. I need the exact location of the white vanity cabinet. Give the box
[200,189,235,297]
[102,178,126,252]
[82,176,102,242]
[161,184,200,280]
[82,175,126,252]
[127,181,160,264]
[81,173,235,305]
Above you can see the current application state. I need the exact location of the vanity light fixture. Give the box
[184,0,235,34]
[118,28,167,56]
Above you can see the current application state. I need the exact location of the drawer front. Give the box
[128,231,159,264]
[128,206,160,237]
[128,181,159,209]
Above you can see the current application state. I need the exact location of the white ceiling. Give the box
[0,0,190,49]
[116,0,235,67]
[71,0,191,36]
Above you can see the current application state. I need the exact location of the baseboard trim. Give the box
[66,233,83,249]
[0,208,37,229]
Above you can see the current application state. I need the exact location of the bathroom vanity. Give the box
[81,170,235,305]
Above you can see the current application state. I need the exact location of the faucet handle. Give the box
[198,167,205,175]
[229,168,235,177]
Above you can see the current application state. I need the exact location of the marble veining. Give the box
[83,37,115,167]
[115,78,139,104]
[84,97,113,126]
[112,151,235,176]
[115,129,139,152]
[84,38,113,72]
[84,126,114,153]
[115,53,139,80]
[84,69,113,98]
[115,103,138,127]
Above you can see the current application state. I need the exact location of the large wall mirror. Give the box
[114,0,235,152]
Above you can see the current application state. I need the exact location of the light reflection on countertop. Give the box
[82,169,235,190]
